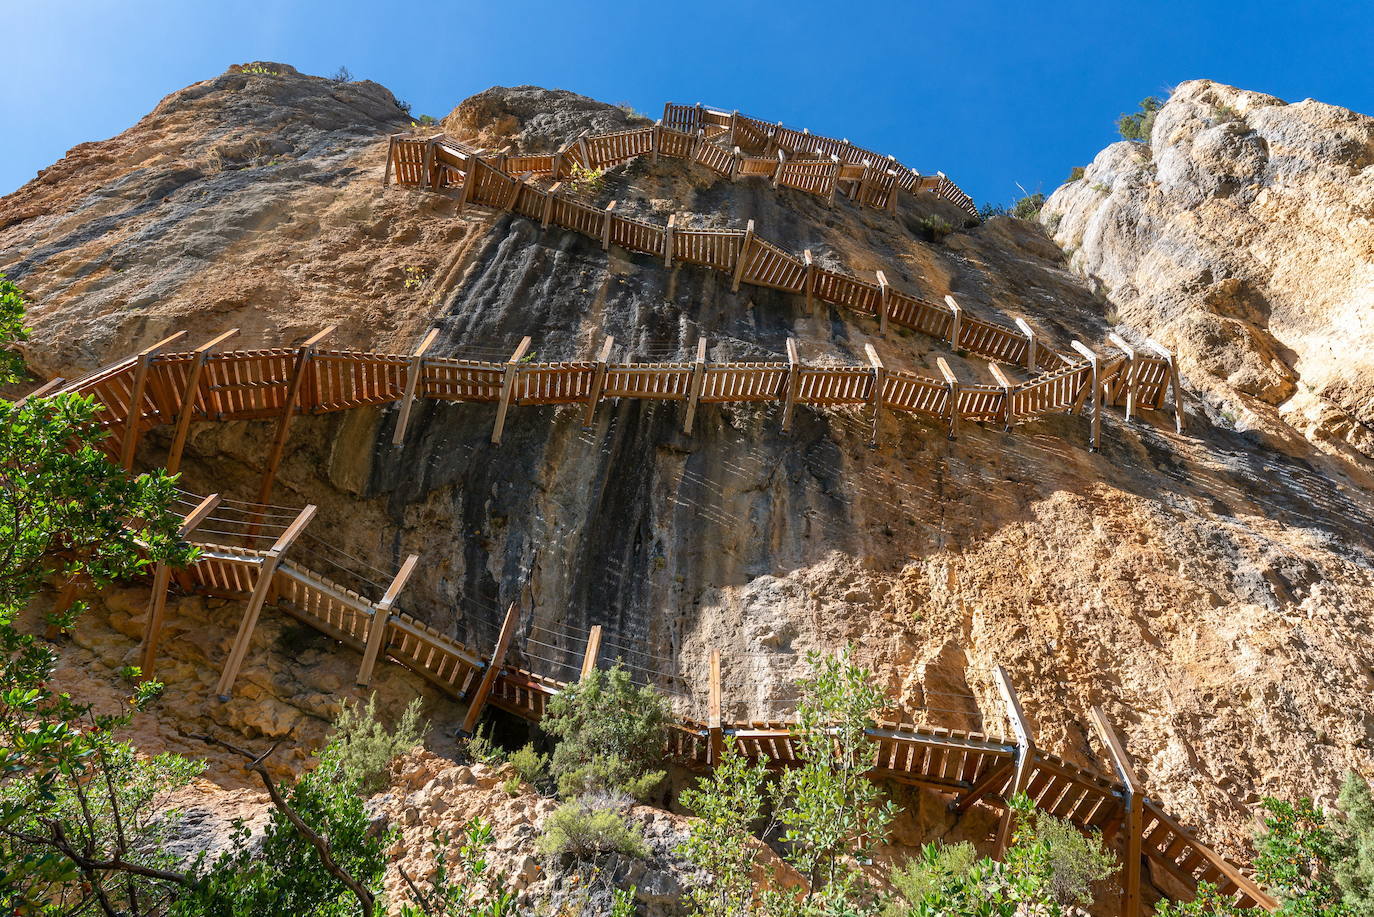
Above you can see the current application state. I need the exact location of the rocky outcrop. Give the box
[1042,79,1374,466]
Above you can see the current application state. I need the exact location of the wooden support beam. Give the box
[727,110,739,146]
[782,338,802,433]
[491,337,532,445]
[120,330,189,470]
[937,357,961,441]
[944,295,963,350]
[1149,342,1186,433]
[876,271,890,336]
[730,145,742,180]
[989,363,1015,432]
[393,328,441,447]
[993,665,1036,856]
[803,250,816,314]
[383,136,396,186]
[708,648,724,764]
[865,343,885,446]
[257,327,335,505]
[731,220,754,292]
[166,329,240,476]
[1108,333,1138,421]
[951,759,1015,814]
[422,141,435,190]
[15,377,66,406]
[1014,317,1037,372]
[137,492,220,680]
[580,625,603,679]
[542,182,562,229]
[1091,707,1144,917]
[601,200,617,250]
[886,161,900,214]
[575,129,590,170]
[214,504,316,700]
[826,154,841,207]
[356,553,419,688]
[583,335,614,428]
[691,128,705,162]
[461,600,521,734]
[664,214,675,267]
[650,121,661,163]
[683,338,708,435]
[772,149,786,188]
[1071,341,1102,451]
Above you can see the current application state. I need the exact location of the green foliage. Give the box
[0,274,28,384]
[568,162,607,196]
[537,793,650,862]
[678,736,770,917]
[1336,773,1374,914]
[1212,104,1243,124]
[465,723,506,766]
[171,756,389,917]
[1117,96,1166,142]
[239,65,280,76]
[1066,166,1086,182]
[1252,797,1348,917]
[397,822,518,917]
[1155,881,1245,917]
[411,115,438,128]
[883,842,978,916]
[914,214,954,242]
[611,885,639,916]
[323,694,427,793]
[1031,811,1116,907]
[542,664,667,801]
[1011,193,1045,221]
[615,102,650,122]
[508,742,548,787]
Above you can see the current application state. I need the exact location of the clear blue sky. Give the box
[4,0,1374,206]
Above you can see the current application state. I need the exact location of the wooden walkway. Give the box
[383,135,1185,447]
[35,340,1267,915]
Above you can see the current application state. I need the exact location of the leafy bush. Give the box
[1213,104,1243,125]
[1032,811,1116,907]
[1337,773,1374,913]
[411,115,438,129]
[0,274,27,382]
[509,742,549,787]
[568,162,607,196]
[331,65,353,83]
[883,841,979,915]
[678,736,770,917]
[1067,166,1086,182]
[543,664,667,801]
[1118,96,1166,142]
[466,723,506,766]
[323,694,427,793]
[1012,192,1045,221]
[537,793,649,861]
[915,214,954,242]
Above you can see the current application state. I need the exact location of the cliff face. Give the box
[6,65,1374,890]
[1042,79,1374,469]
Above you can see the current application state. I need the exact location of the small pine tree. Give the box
[542,663,668,800]
[1336,773,1374,914]
[1117,96,1166,143]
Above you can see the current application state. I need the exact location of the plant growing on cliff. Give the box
[0,274,27,382]
[568,162,607,196]
[678,736,771,917]
[542,663,667,801]
[1012,192,1045,221]
[1335,773,1374,914]
[324,693,428,792]
[1117,95,1166,143]
[537,791,649,861]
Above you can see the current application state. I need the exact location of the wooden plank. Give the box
[1091,707,1143,917]
[258,327,335,505]
[989,363,1015,432]
[708,648,723,764]
[866,343,884,445]
[951,759,1014,814]
[876,271,890,336]
[994,665,1035,855]
[383,136,396,186]
[119,330,189,470]
[580,624,603,679]
[166,329,240,475]
[934,358,959,440]
[1014,317,1037,372]
[732,220,755,293]
[357,553,419,687]
[393,328,441,446]
[1071,341,1102,451]
[683,338,708,434]
[542,182,561,229]
[214,504,317,700]
[1108,333,1138,422]
[664,214,675,267]
[583,335,615,427]
[491,336,532,445]
[1149,342,1186,433]
[944,295,963,350]
[602,200,617,250]
[15,377,67,405]
[461,600,521,734]
[138,493,220,681]
[803,250,815,314]
[781,338,801,432]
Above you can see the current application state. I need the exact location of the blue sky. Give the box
[4,0,1374,206]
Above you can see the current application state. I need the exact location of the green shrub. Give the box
[883,841,979,915]
[915,214,954,242]
[537,794,650,861]
[466,723,506,766]
[678,736,770,917]
[323,694,427,793]
[410,115,438,128]
[1337,773,1374,914]
[509,742,549,786]
[1118,95,1166,143]
[1067,166,1086,182]
[1213,104,1243,125]
[569,162,607,196]
[502,776,522,796]
[1012,192,1046,221]
[1033,811,1117,907]
[543,664,668,801]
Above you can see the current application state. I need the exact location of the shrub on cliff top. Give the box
[542,663,667,801]
[1117,95,1166,143]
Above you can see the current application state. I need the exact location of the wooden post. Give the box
[865,343,885,446]
[803,250,816,314]
[876,271,890,336]
[1108,333,1138,421]
[937,358,961,440]
[551,147,564,181]
[989,363,1015,432]
[542,182,562,230]
[1091,707,1144,917]
[944,295,963,351]
[708,648,724,764]
[691,128,705,163]
[781,338,802,433]
[383,136,396,186]
[601,200,617,250]
[772,149,786,188]
[166,329,239,476]
[683,338,708,435]
[1149,342,1186,433]
[583,335,614,428]
[356,553,419,687]
[393,328,441,447]
[993,665,1035,856]
[664,214,675,268]
[580,625,603,679]
[730,145,742,180]
[731,220,754,292]
[258,327,335,505]
[650,121,661,163]
[1014,317,1037,372]
[576,130,590,170]
[422,141,435,190]
[727,110,740,146]
[214,504,316,700]
[461,600,521,734]
[491,337,532,445]
[951,759,1016,814]
[886,161,900,214]
[120,330,189,470]
[1071,341,1102,451]
[455,154,476,211]
[138,493,219,681]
